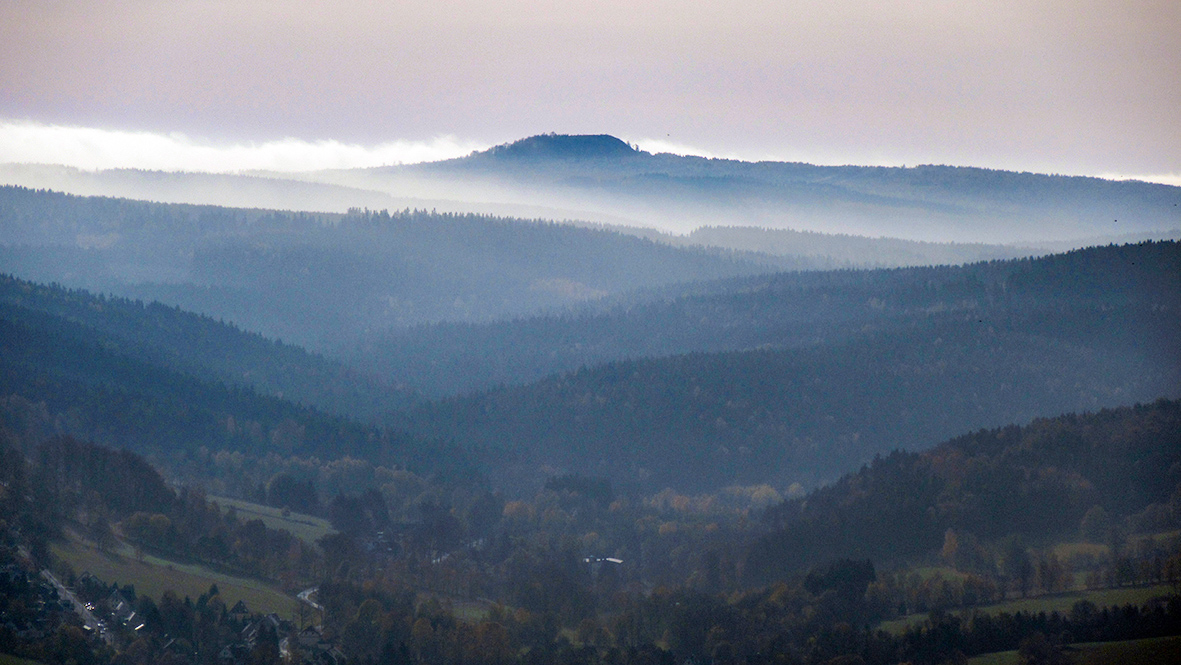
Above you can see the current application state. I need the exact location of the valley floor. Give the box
[50,530,298,618]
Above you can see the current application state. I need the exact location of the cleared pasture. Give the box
[209,495,335,546]
[968,636,1181,665]
[966,650,1017,665]
[51,536,298,619]
[878,583,1177,635]
[1068,635,1181,664]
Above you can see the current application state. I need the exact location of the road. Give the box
[298,586,323,613]
[41,569,114,645]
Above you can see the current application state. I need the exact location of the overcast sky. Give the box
[1,0,1178,181]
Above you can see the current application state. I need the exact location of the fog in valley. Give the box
[2,2,1181,662]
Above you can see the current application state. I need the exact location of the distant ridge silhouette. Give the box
[479,133,639,160]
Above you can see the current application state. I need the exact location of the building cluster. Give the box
[0,562,73,642]
[216,606,345,665]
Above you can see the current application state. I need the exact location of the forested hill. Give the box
[0,296,473,481]
[358,241,1181,396]
[0,274,416,419]
[0,185,791,350]
[745,399,1181,581]
[387,134,1181,242]
[396,242,1181,493]
[475,133,638,160]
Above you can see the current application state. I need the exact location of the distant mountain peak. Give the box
[479,134,640,160]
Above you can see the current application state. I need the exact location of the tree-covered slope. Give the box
[0,185,788,350]
[358,241,1181,396]
[745,399,1181,581]
[394,242,1181,493]
[0,274,416,420]
[361,134,1181,242]
[0,298,471,479]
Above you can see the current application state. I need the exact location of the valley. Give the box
[1,138,1180,664]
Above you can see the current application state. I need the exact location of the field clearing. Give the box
[971,583,1176,616]
[877,614,934,635]
[51,535,298,618]
[0,654,46,665]
[966,650,1017,665]
[1052,541,1106,560]
[967,636,1181,665]
[210,495,335,545]
[906,566,971,582]
[878,583,1177,635]
[451,599,494,623]
[417,592,494,623]
[1050,532,1178,557]
[1069,635,1181,664]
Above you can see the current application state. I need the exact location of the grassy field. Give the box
[451,598,494,623]
[969,583,1176,617]
[967,636,1181,665]
[907,566,971,582]
[51,535,298,619]
[1069,636,1181,664]
[878,583,1177,635]
[1053,541,1107,560]
[416,592,495,623]
[0,654,46,665]
[210,495,335,546]
[966,650,1017,665]
[877,614,936,635]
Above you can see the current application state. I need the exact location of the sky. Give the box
[1,0,1179,183]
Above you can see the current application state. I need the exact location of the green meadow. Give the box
[51,535,299,619]
[209,495,336,546]
[968,636,1181,665]
[879,583,1177,635]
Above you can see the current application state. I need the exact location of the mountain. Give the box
[4,180,1175,496]
[0,185,791,350]
[568,222,1074,272]
[0,162,412,214]
[353,240,1181,397]
[679,226,1065,265]
[391,242,1181,493]
[744,398,1181,581]
[0,293,470,480]
[0,274,416,420]
[477,133,638,160]
[324,134,1181,243]
[7,134,1178,247]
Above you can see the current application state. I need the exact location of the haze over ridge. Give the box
[2,122,1180,188]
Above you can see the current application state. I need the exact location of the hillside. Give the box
[392,242,1181,492]
[0,185,788,350]
[0,274,415,420]
[477,134,638,160]
[356,241,1181,396]
[8,134,1177,247]
[745,399,1181,581]
[336,134,1181,243]
[0,297,471,480]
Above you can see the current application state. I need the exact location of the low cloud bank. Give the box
[0,121,488,173]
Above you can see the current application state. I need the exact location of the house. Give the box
[241,613,291,650]
[298,625,324,649]
[106,589,136,625]
[229,599,250,621]
[282,624,346,664]
[584,555,623,578]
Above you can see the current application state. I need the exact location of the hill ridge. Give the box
[476,133,640,160]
